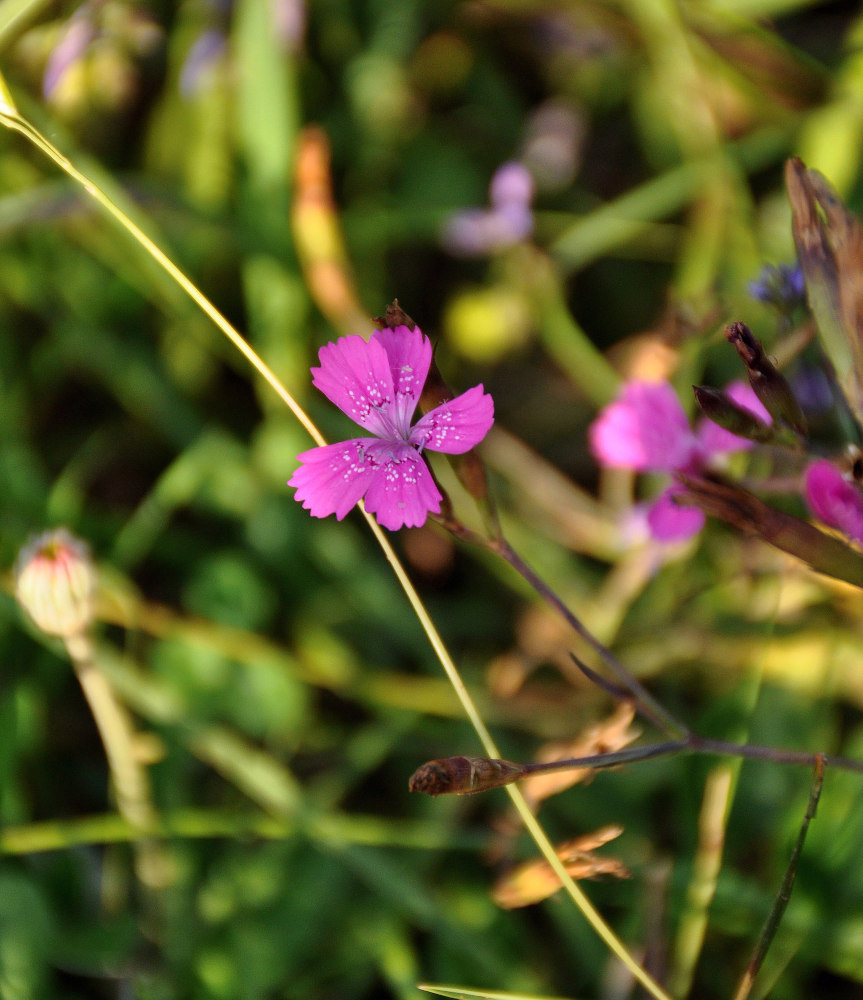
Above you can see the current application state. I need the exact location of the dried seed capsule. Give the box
[408,755,525,796]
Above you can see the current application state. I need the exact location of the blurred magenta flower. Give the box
[589,380,770,542]
[805,459,863,545]
[289,326,494,530]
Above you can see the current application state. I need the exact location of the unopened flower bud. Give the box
[15,529,96,640]
[408,755,526,796]
[725,322,807,436]
[693,385,774,443]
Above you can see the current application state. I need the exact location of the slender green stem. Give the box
[0,809,488,856]
[63,633,165,886]
[65,634,155,832]
[0,92,324,449]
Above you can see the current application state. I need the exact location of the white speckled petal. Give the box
[288,439,379,520]
[311,335,395,437]
[371,325,432,423]
[361,441,442,530]
[411,384,494,455]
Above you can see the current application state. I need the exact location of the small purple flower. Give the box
[748,263,805,311]
[805,459,863,545]
[490,162,534,209]
[589,380,770,542]
[289,326,495,531]
[443,161,534,256]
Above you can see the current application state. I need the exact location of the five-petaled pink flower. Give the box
[589,380,771,542]
[289,326,494,531]
[805,459,863,546]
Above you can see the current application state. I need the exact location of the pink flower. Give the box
[805,459,863,545]
[589,380,770,542]
[289,326,494,531]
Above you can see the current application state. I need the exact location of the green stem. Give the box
[65,635,155,833]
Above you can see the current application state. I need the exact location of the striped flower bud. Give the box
[15,529,96,640]
[408,755,526,796]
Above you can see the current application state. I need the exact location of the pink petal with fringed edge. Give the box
[411,385,495,454]
[288,439,379,520]
[646,487,705,542]
[361,440,442,530]
[805,459,863,545]
[310,335,399,438]
[589,381,694,472]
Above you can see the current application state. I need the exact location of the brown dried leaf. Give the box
[492,825,630,909]
[521,703,639,809]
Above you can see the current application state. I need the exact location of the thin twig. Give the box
[731,755,825,1000]
[410,737,860,796]
[490,537,691,738]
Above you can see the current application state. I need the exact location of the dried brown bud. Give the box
[374,300,417,331]
[725,322,806,436]
[408,755,526,796]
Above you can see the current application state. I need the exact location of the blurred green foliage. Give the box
[4,1,863,998]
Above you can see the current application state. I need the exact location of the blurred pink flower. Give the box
[43,12,96,98]
[805,459,863,545]
[289,326,494,530]
[589,380,770,542]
